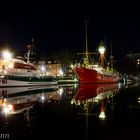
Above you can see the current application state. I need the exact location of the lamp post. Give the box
[1,50,13,74]
[40,65,46,77]
[2,50,13,60]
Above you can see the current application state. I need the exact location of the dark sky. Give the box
[0,0,140,62]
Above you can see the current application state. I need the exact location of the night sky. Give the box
[0,0,140,66]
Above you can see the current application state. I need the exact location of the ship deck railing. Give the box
[1,75,58,82]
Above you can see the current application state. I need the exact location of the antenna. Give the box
[25,38,36,64]
[110,40,114,70]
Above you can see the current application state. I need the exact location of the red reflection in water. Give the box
[74,83,119,101]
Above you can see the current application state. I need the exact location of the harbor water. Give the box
[0,82,140,139]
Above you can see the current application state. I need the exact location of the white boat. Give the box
[0,43,58,87]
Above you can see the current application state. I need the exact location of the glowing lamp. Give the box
[39,95,45,103]
[41,95,45,101]
[59,69,63,76]
[70,64,74,69]
[71,99,75,104]
[41,65,46,71]
[59,88,63,95]
[98,46,105,54]
[3,104,13,114]
[2,50,13,60]
[3,106,9,114]
[137,59,140,65]
[8,104,13,111]
[99,111,106,119]
[74,77,77,81]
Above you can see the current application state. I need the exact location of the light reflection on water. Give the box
[0,82,140,139]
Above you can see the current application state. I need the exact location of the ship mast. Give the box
[109,40,116,71]
[25,38,36,64]
[85,19,89,65]
[110,40,113,70]
[26,45,31,63]
[77,19,96,66]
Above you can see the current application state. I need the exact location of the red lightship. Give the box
[74,20,119,84]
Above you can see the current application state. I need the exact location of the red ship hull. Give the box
[74,67,119,84]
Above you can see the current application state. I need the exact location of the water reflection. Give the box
[0,86,59,115]
[71,83,120,138]
[72,83,119,112]
[0,84,78,138]
[0,84,78,119]
[0,82,139,139]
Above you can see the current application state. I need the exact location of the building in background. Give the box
[37,60,76,78]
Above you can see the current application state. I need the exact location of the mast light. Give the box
[98,41,106,54]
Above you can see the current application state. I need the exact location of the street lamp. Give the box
[2,50,13,60]
[70,64,74,69]
[59,69,63,76]
[41,65,46,71]
[1,50,13,74]
[40,65,46,76]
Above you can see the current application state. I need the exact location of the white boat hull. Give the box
[0,78,58,87]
